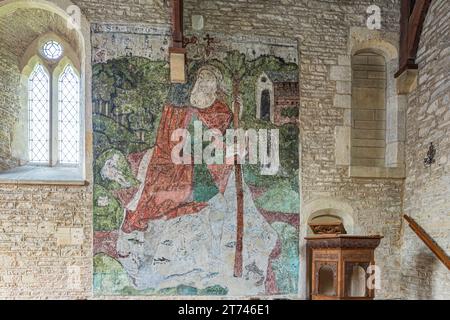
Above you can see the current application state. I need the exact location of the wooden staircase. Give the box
[403,215,450,270]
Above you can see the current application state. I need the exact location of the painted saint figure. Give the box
[113,67,278,295]
[121,67,233,233]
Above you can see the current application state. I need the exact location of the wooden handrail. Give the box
[403,215,450,270]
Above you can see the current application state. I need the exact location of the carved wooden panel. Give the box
[314,261,338,296]
[307,235,382,300]
[344,262,371,298]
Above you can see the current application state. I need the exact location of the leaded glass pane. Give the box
[58,65,80,164]
[28,64,50,163]
[42,40,63,60]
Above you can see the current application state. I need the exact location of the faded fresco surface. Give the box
[92,26,300,296]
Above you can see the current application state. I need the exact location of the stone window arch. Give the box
[351,49,387,168]
[18,34,82,166]
[333,29,406,179]
[0,1,90,183]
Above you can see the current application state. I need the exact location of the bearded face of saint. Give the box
[190,69,218,109]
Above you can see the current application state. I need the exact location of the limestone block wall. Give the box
[0,0,93,300]
[0,0,411,299]
[0,184,92,299]
[401,0,450,300]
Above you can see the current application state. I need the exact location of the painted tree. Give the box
[210,51,263,277]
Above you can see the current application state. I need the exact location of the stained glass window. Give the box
[58,65,80,164]
[42,40,63,60]
[28,64,50,163]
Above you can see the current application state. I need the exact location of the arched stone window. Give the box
[22,36,81,166]
[333,29,406,179]
[351,50,387,168]
[0,0,90,296]
[0,2,89,183]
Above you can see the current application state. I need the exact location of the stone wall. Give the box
[72,0,170,25]
[0,0,93,300]
[0,183,92,299]
[0,0,415,299]
[401,0,450,300]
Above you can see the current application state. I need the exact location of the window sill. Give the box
[0,165,87,186]
[349,165,405,179]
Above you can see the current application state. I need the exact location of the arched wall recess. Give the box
[304,197,356,235]
[0,0,92,181]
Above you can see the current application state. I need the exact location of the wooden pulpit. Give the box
[305,235,383,300]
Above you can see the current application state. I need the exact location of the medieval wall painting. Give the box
[92,26,300,296]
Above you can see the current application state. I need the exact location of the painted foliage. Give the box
[92,29,300,296]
